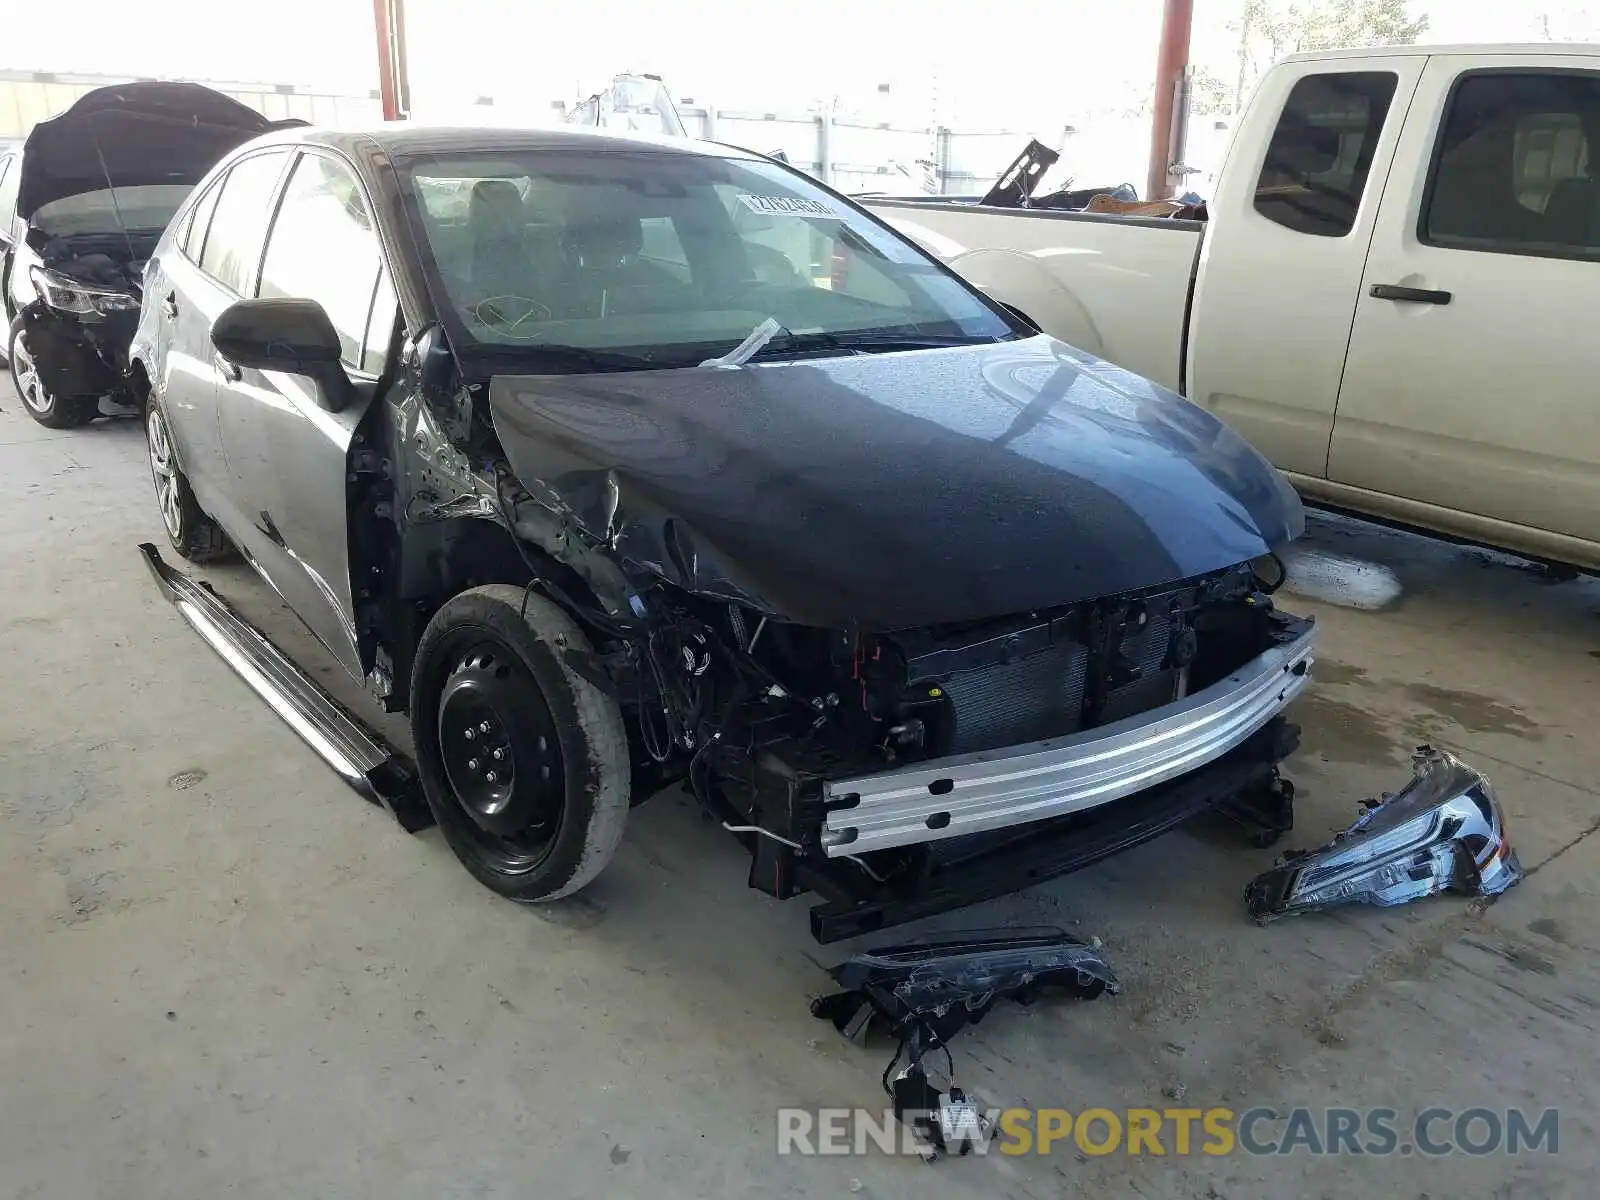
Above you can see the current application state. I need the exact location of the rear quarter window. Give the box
[1253,71,1399,237]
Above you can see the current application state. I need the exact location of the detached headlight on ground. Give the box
[30,265,139,317]
[1245,744,1523,923]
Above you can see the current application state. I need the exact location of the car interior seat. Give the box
[1541,174,1599,248]
[559,198,683,318]
[468,180,527,298]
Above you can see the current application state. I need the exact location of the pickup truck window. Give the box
[1423,71,1600,259]
[1254,72,1397,237]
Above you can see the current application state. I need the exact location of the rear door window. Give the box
[1254,71,1399,237]
[199,150,291,294]
[1422,71,1600,258]
[180,177,224,261]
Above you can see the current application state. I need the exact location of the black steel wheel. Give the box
[411,585,630,902]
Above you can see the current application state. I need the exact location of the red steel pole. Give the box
[373,0,408,121]
[1146,0,1194,200]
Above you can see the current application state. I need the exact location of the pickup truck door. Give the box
[1328,55,1600,559]
[215,149,398,679]
[1185,57,1424,476]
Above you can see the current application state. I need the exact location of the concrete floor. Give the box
[1,392,1597,1200]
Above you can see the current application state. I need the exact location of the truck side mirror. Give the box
[212,297,353,412]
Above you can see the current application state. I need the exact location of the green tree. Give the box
[1191,66,1237,116]
[1231,0,1430,110]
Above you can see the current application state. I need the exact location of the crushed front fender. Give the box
[1245,745,1523,923]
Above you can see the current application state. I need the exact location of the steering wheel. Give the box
[470,294,552,338]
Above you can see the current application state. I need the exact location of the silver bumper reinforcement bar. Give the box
[821,623,1316,855]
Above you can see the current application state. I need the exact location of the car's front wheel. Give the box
[145,401,232,562]
[8,315,98,429]
[410,585,631,903]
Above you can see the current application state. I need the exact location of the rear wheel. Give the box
[410,585,630,902]
[8,315,98,429]
[145,401,232,562]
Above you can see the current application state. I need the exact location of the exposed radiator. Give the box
[1101,605,1184,723]
[941,640,1089,753]
[936,592,1194,754]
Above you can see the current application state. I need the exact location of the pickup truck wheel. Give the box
[8,316,97,429]
[410,585,630,903]
[145,401,232,563]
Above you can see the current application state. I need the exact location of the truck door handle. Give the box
[214,353,242,382]
[162,292,179,318]
[1370,283,1451,305]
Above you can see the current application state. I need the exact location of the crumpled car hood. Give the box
[488,334,1303,629]
[18,82,281,220]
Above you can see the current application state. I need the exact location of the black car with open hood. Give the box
[129,123,1318,942]
[5,82,291,428]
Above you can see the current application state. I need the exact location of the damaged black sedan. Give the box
[132,125,1316,940]
[4,82,281,427]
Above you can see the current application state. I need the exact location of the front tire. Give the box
[9,315,98,429]
[411,585,631,903]
[145,401,232,562]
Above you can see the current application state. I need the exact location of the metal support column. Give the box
[1145,0,1193,200]
[373,0,410,121]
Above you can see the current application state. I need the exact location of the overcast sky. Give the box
[5,0,1600,125]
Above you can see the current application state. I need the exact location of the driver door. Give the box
[216,149,398,678]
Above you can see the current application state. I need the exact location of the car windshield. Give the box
[401,146,1015,369]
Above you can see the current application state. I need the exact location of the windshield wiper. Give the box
[744,328,856,361]
[481,343,660,373]
[743,331,1008,361]
[824,332,1009,351]
[727,324,1002,364]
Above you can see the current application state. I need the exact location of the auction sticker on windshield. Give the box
[736,193,840,218]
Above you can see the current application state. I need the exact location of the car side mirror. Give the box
[212,297,353,412]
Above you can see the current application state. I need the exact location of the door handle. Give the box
[1370,283,1452,305]
[214,353,242,382]
[162,292,179,319]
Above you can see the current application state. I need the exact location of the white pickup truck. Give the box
[862,44,1600,571]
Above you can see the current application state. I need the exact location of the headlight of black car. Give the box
[29,266,140,318]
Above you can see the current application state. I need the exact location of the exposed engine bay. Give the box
[589,552,1304,921]
[37,229,156,297]
[8,81,286,416]
[16,229,155,400]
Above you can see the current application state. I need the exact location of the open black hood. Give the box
[18,82,280,220]
[488,335,1304,630]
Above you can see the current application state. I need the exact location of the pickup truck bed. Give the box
[863,197,1202,393]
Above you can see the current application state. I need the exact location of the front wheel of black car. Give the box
[411,585,631,903]
[145,401,232,563]
[8,315,98,429]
